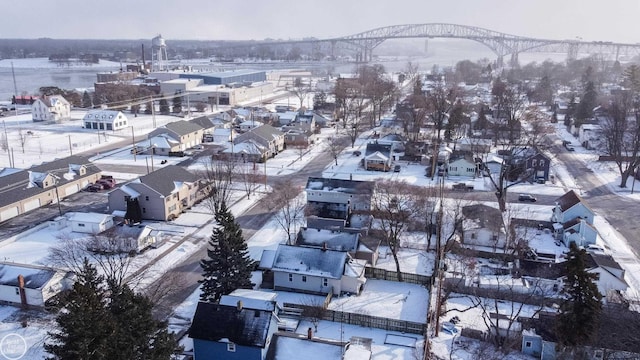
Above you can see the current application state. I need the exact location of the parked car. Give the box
[586,244,606,253]
[96,175,116,189]
[441,322,459,335]
[394,165,401,172]
[518,194,537,202]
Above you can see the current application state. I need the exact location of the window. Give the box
[78,223,85,227]
[145,196,149,201]
[288,274,293,282]
[302,276,307,282]
[323,278,328,287]
[142,208,146,214]
[525,341,532,348]
[532,159,537,167]
[15,288,19,295]
[540,160,545,167]
[227,343,236,352]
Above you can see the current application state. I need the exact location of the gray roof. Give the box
[189,301,273,347]
[164,120,203,136]
[0,155,101,208]
[137,165,197,196]
[306,177,374,195]
[0,262,72,289]
[271,245,347,279]
[365,142,393,156]
[240,124,284,142]
[189,116,215,130]
[555,190,590,213]
[296,227,359,252]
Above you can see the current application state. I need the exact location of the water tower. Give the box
[151,34,168,71]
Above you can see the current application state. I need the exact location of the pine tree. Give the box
[555,243,603,347]
[106,284,179,359]
[45,259,113,360]
[200,202,254,303]
[172,92,182,113]
[82,91,92,108]
[159,98,170,114]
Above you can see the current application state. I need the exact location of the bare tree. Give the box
[265,178,306,245]
[17,128,28,153]
[600,93,640,188]
[326,135,348,165]
[237,161,262,200]
[301,296,328,332]
[198,157,235,214]
[0,132,7,152]
[290,76,312,109]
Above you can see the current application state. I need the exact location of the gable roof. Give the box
[220,289,278,312]
[246,124,284,140]
[189,116,215,130]
[0,155,101,208]
[0,262,73,290]
[38,95,70,108]
[135,165,197,196]
[189,301,273,347]
[555,190,587,212]
[365,142,392,157]
[270,245,347,279]
[296,227,359,252]
[164,120,204,136]
[462,204,503,231]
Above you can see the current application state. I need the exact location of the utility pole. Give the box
[3,120,11,167]
[131,126,136,162]
[151,98,156,128]
[68,135,73,156]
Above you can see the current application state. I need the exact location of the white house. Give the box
[260,245,366,296]
[578,124,602,150]
[0,262,75,307]
[461,204,507,250]
[448,156,477,177]
[67,212,114,234]
[239,120,264,132]
[587,253,628,299]
[32,95,71,122]
[99,224,164,253]
[83,110,129,131]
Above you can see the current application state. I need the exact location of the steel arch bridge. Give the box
[219,23,640,66]
[327,23,640,65]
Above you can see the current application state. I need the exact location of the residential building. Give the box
[31,95,71,122]
[448,156,477,177]
[67,212,114,234]
[107,165,203,221]
[148,120,204,150]
[83,110,129,131]
[233,124,285,160]
[461,204,506,250]
[305,177,374,224]
[0,262,75,307]
[0,155,102,222]
[259,244,367,296]
[525,152,551,182]
[551,190,597,246]
[363,142,394,171]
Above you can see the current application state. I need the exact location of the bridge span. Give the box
[219,23,640,66]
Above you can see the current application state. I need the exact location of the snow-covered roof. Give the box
[270,245,347,279]
[220,289,278,312]
[66,212,113,225]
[297,228,359,252]
[0,262,69,290]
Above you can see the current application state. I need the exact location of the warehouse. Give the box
[179,69,266,85]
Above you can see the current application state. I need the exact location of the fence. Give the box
[283,303,426,335]
[365,267,432,286]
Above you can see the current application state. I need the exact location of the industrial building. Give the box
[178,70,266,85]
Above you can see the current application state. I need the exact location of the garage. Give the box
[65,184,79,196]
[0,207,19,222]
[23,198,41,212]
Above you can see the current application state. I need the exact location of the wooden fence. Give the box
[284,303,426,335]
[365,267,432,286]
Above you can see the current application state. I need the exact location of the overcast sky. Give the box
[4,0,640,43]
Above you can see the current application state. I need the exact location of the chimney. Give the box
[307,327,313,339]
[236,300,243,311]
[322,242,327,252]
[18,274,27,308]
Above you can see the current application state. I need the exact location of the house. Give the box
[239,120,264,132]
[448,156,477,177]
[259,244,367,296]
[189,115,216,135]
[296,225,379,266]
[148,120,204,150]
[98,223,164,253]
[586,253,629,299]
[363,142,393,171]
[222,140,267,163]
[32,95,71,122]
[210,127,237,143]
[551,190,596,245]
[305,177,374,224]
[233,124,285,160]
[189,299,278,360]
[67,212,114,234]
[276,111,298,126]
[578,124,602,150]
[283,127,315,147]
[461,204,506,250]
[0,262,75,307]
[83,110,129,131]
[267,333,358,360]
[525,152,551,182]
[107,165,203,221]
[458,137,492,154]
[483,154,504,176]
[146,133,182,155]
[0,156,102,222]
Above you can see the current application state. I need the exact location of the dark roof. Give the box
[246,124,284,141]
[589,253,623,271]
[0,155,101,208]
[189,302,273,347]
[364,142,392,156]
[189,116,215,130]
[306,177,374,195]
[164,120,204,136]
[137,165,197,196]
[519,259,565,280]
[555,190,584,212]
[306,217,346,231]
[271,245,347,279]
[462,204,502,231]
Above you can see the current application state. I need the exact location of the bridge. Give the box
[219,23,640,67]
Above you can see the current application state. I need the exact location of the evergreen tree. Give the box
[555,243,603,347]
[106,284,179,359]
[159,98,170,114]
[200,202,254,303]
[45,259,113,360]
[575,80,597,126]
[46,259,179,360]
[144,101,153,115]
[172,92,182,113]
[82,91,93,108]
